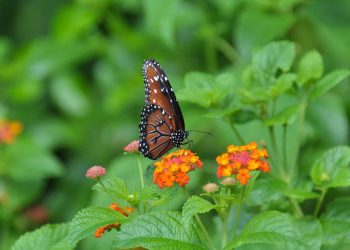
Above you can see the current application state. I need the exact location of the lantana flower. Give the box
[203,182,219,193]
[0,119,22,144]
[85,165,106,179]
[216,142,270,185]
[153,149,203,188]
[124,140,139,153]
[95,203,134,238]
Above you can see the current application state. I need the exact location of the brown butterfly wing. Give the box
[138,104,175,160]
[142,58,185,131]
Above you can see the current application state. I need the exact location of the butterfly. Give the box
[138,58,189,160]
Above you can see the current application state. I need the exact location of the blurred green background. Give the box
[1,0,350,249]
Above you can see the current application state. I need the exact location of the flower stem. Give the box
[231,186,245,239]
[268,126,286,180]
[183,188,216,250]
[314,188,327,217]
[282,124,288,175]
[221,210,228,248]
[226,117,245,145]
[290,96,308,181]
[136,156,145,188]
[214,37,241,64]
[98,179,117,202]
[289,197,303,218]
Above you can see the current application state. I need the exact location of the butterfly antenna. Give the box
[188,130,213,136]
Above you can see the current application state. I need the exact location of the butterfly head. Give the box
[171,130,189,148]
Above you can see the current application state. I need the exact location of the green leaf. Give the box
[6,139,64,181]
[264,105,299,126]
[68,206,129,244]
[311,146,350,188]
[182,196,216,228]
[252,41,296,76]
[246,178,286,208]
[205,108,257,124]
[270,73,295,97]
[243,171,260,201]
[294,217,322,250]
[285,179,319,202]
[310,69,350,99]
[178,71,237,108]
[297,50,324,86]
[139,186,178,208]
[224,211,302,249]
[239,43,296,104]
[113,211,206,250]
[49,73,91,117]
[92,177,129,202]
[284,189,319,201]
[321,198,350,245]
[177,72,215,107]
[12,223,74,250]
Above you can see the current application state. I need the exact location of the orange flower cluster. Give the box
[153,149,203,188]
[216,142,270,185]
[0,119,22,144]
[95,203,134,238]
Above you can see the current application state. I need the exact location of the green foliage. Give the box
[92,177,129,203]
[182,196,216,229]
[252,41,295,75]
[264,105,299,126]
[239,41,296,103]
[224,211,302,249]
[68,206,129,244]
[246,178,286,209]
[5,139,64,181]
[294,217,322,250]
[310,70,350,100]
[297,50,324,85]
[178,72,237,108]
[12,224,73,250]
[112,211,206,250]
[138,186,179,209]
[321,198,350,246]
[311,146,350,188]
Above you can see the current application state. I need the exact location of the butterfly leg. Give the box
[180,139,193,149]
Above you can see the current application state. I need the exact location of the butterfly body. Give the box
[139,58,188,160]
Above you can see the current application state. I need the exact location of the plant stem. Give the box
[214,37,241,64]
[231,186,245,239]
[290,97,308,181]
[268,126,286,180]
[136,156,145,188]
[314,188,327,217]
[98,179,117,202]
[195,214,216,250]
[183,188,216,250]
[222,210,228,248]
[289,197,303,218]
[282,124,288,175]
[226,117,245,145]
